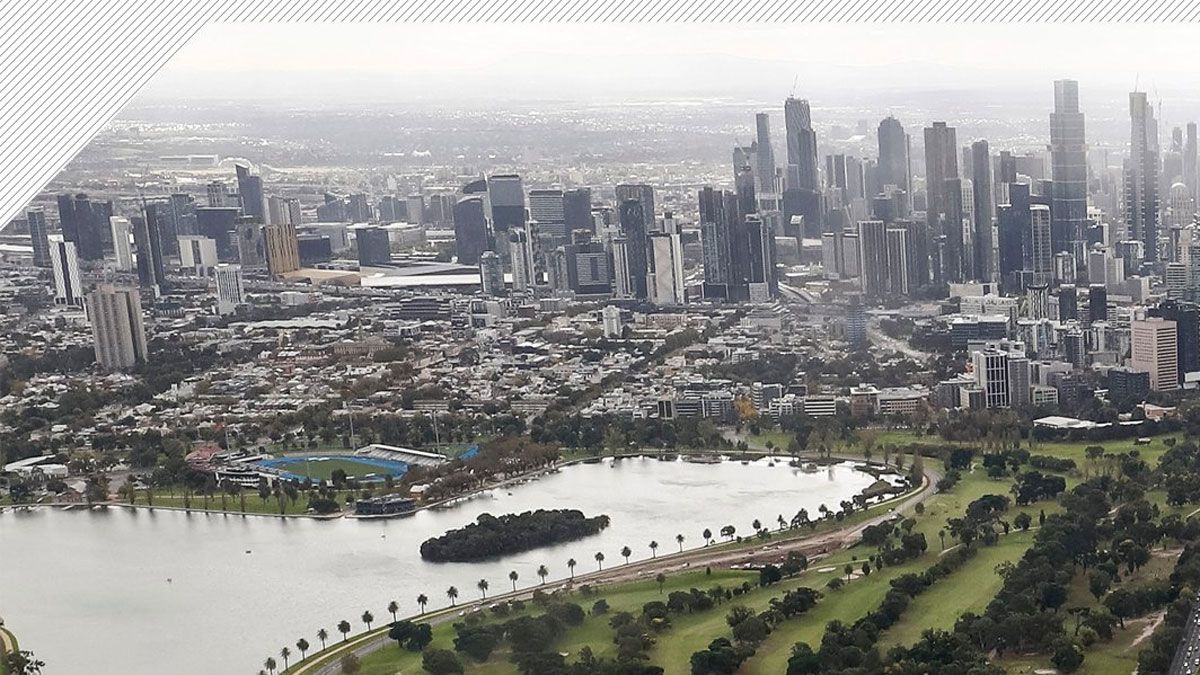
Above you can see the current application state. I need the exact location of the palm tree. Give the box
[280,647,291,670]
[477,578,489,599]
[752,518,762,533]
[387,600,399,623]
[595,551,605,570]
[620,545,633,564]
[777,514,786,531]
[317,628,328,650]
[337,620,351,642]
[446,586,458,606]
[362,610,374,631]
[537,564,549,585]
[656,572,667,594]
[676,533,685,552]
[702,528,713,545]
[649,540,659,558]
[567,558,577,580]
[265,657,277,674]
[417,593,428,614]
[509,570,519,592]
[296,638,310,661]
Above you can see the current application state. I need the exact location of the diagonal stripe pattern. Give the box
[3,0,1200,229]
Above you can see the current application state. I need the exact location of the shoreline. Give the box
[0,450,900,521]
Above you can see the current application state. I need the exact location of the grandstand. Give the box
[354,443,448,467]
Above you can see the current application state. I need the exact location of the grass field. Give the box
[879,530,1037,648]
[140,488,347,516]
[265,457,400,482]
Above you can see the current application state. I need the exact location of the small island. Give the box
[420,509,611,562]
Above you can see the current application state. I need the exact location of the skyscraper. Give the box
[857,219,888,297]
[647,218,685,305]
[1131,317,1178,391]
[1187,122,1198,202]
[1125,91,1160,262]
[1028,204,1053,285]
[57,193,111,261]
[754,112,777,194]
[699,187,736,300]
[528,189,567,242]
[479,251,504,297]
[877,116,911,207]
[235,164,265,222]
[618,198,650,300]
[86,285,147,370]
[784,97,819,192]
[1050,80,1088,261]
[264,222,301,276]
[132,203,168,295]
[488,174,526,234]
[924,122,960,283]
[213,263,245,316]
[50,239,83,306]
[563,188,593,234]
[884,227,910,296]
[110,216,134,272]
[508,228,535,293]
[452,196,489,265]
[744,214,777,301]
[27,208,50,268]
[356,227,392,266]
[970,140,995,282]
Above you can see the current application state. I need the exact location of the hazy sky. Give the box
[140,23,1200,105]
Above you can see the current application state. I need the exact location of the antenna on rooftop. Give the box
[790,75,799,98]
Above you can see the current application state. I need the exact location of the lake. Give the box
[0,456,883,674]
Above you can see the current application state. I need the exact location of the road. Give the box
[866,321,930,361]
[1168,595,1200,675]
[290,451,940,674]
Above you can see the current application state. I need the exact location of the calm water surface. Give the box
[0,456,880,674]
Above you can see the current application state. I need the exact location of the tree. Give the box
[1088,570,1112,601]
[537,564,549,584]
[509,570,520,591]
[677,533,686,552]
[1051,639,1084,673]
[422,648,463,675]
[1104,588,1136,628]
[844,564,853,581]
[703,528,713,545]
[317,628,329,650]
[280,647,291,670]
[621,545,633,564]
[650,540,659,558]
[476,578,489,599]
[296,638,310,661]
[337,620,352,642]
[362,610,374,631]
[387,599,400,623]
[786,642,820,675]
[656,572,667,594]
[567,558,577,580]
[447,586,459,606]
[417,593,429,614]
[265,657,277,675]
[595,551,605,570]
[1014,512,1032,531]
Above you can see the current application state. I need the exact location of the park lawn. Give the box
[141,488,338,516]
[351,569,756,675]
[1031,433,1181,468]
[879,530,1038,648]
[995,610,1158,675]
